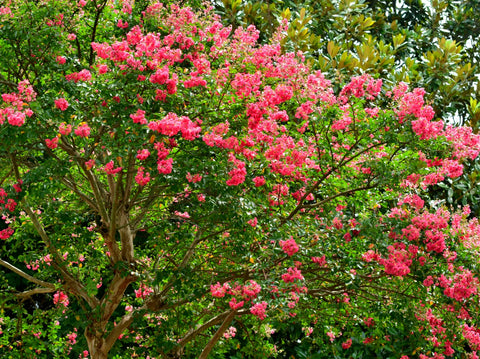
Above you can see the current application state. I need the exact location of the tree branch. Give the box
[199,310,237,359]
[0,258,56,289]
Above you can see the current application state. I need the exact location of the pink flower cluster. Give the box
[130,109,147,124]
[281,267,304,283]
[53,291,69,307]
[250,301,267,320]
[45,137,59,149]
[65,69,92,83]
[148,113,201,141]
[210,280,263,312]
[223,326,237,339]
[279,236,299,256]
[54,98,69,111]
[135,284,153,299]
[339,74,382,103]
[100,160,122,176]
[378,243,413,276]
[443,269,478,301]
[0,80,35,126]
[136,149,150,160]
[74,123,91,137]
[226,154,246,186]
[463,324,480,351]
[135,167,151,186]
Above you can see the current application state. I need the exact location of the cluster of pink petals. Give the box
[135,167,151,186]
[0,80,35,126]
[54,98,69,111]
[281,267,304,283]
[250,301,267,320]
[148,113,201,140]
[65,69,92,83]
[211,280,263,312]
[135,284,153,299]
[279,236,299,256]
[53,291,69,307]
[74,123,91,137]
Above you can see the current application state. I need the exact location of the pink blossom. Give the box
[55,98,69,111]
[186,172,202,183]
[250,301,267,320]
[362,250,380,262]
[342,338,352,349]
[463,324,480,351]
[101,160,122,175]
[135,167,150,186]
[150,66,169,85]
[311,255,326,266]
[56,56,66,64]
[98,64,108,74]
[5,198,17,212]
[67,33,77,41]
[242,280,261,299]
[280,236,299,256]
[7,111,25,126]
[67,332,77,344]
[148,113,201,140]
[327,331,336,342]
[157,158,173,174]
[226,155,246,186]
[43,254,52,265]
[59,122,72,135]
[281,267,304,283]
[85,159,95,170]
[211,282,230,298]
[223,326,237,339]
[53,291,69,307]
[13,181,22,193]
[136,149,150,160]
[0,228,14,240]
[134,284,153,299]
[0,6,12,16]
[130,109,147,124]
[65,69,92,83]
[211,283,226,298]
[74,123,91,137]
[45,137,59,149]
[117,19,129,29]
[253,176,266,187]
[229,297,244,310]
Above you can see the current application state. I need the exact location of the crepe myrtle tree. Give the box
[1,1,480,358]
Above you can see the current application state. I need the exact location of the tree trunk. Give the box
[85,327,109,359]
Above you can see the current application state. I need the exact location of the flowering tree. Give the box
[1,1,480,358]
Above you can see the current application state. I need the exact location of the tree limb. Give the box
[0,258,56,289]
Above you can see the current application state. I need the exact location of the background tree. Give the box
[1,1,480,358]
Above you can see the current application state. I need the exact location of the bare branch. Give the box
[15,287,57,299]
[199,310,237,359]
[0,258,56,289]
